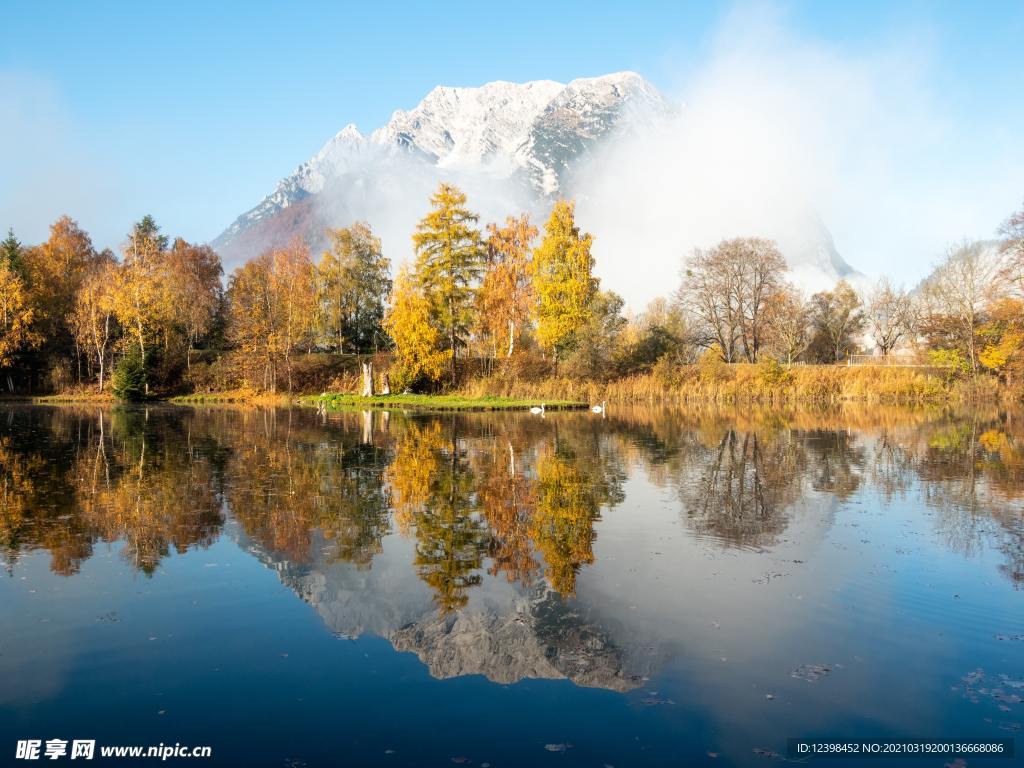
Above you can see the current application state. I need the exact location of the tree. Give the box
[920,240,1003,374]
[70,255,118,391]
[412,184,485,384]
[113,215,169,365]
[679,237,787,362]
[999,201,1024,292]
[477,214,537,358]
[532,200,597,361]
[864,276,913,356]
[23,216,96,344]
[165,238,222,370]
[1,229,24,275]
[269,240,317,391]
[111,344,147,401]
[978,297,1024,386]
[562,290,627,379]
[809,280,865,363]
[383,265,449,390]
[0,262,37,381]
[767,284,811,364]
[227,256,276,390]
[317,222,391,353]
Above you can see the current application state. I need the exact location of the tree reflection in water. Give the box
[2,403,1022,598]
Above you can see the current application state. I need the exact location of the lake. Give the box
[1,404,1022,766]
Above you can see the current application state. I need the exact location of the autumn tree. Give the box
[165,238,223,370]
[70,253,118,391]
[477,214,538,358]
[383,265,449,390]
[978,298,1024,386]
[23,216,96,349]
[227,255,276,390]
[412,184,485,384]
[863,276,914,356]
[679,237,787,363]
[113,215,169,366]
[808,280,865,363]
[0,261,37,385]
[317,221,391,353]
[531,200,597,362]
[270,240,317,390]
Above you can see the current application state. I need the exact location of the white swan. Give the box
[529,403,545,415]
[591,400,606,414]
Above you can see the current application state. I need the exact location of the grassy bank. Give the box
[461,364,1005,405]
[307,393,587,411]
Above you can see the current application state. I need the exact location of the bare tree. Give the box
[863,277,913,356]
[809,280,865,363]
[999,201,1024,294]
[679,237,787,362]
[767,283,811,364]
[920,239,1004,373]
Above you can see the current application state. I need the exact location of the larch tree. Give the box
[384,265,449,390]
[531,200,597,362]
[23,216,96,346]
[412,183,485,385]
[477,214,538,358]
[317,221,391,353]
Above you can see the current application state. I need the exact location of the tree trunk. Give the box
[361,361,374,397]
[508,319,515,357]
[380,371,390,395]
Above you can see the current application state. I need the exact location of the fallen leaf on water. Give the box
[544,744,573,752]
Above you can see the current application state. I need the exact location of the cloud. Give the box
[572,2,1024,309]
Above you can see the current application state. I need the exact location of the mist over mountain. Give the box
[213,72,860,307]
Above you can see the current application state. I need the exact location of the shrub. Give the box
[112,346,147,401]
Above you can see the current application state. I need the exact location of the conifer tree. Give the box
[412,183,485,385]
[531,200,597,361]
[0,229,23,275]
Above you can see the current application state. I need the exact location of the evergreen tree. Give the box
[531,200,597,361]
[1,228,24,275]
[112,345,147,401]
[412,183,485,385]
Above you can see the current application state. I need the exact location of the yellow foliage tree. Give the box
[70,255,118,391]
[383,265,449,390]
[0,262,38,374]
[412,183,485,384]
[477,213,538,358]
[531,200,597,361]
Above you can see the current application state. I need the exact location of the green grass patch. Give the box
[306,393,587,412]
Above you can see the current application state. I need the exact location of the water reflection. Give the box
[2,403,1023,691]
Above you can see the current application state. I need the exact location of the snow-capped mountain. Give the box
[212,73,666,263]
[212,71,861,306]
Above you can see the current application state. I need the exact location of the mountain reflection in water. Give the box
[2,403,1022,697]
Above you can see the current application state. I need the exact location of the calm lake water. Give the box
[1,404,1022,767]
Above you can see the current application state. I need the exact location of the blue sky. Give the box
[2,0,1022,286]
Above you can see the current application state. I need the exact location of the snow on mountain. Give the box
[212,72,666,261]
[211,71,862,306]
